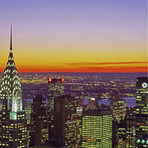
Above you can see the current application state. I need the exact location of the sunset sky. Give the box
[0,0,147,72]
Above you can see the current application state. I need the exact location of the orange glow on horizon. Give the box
[0,66,147,73]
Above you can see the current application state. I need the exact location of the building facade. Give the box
[82,109,112,148]
[53,95,77,147]
[125,108,136,148]
[136,77,148,147]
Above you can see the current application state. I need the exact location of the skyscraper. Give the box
[82,109,112,148]
[48,78,65,112]
[136,77,148,147]
[53,95,77,147]
[125,108,136,148]
[0,27,27,147]
[30,94,49,147]
[48,78,64,139]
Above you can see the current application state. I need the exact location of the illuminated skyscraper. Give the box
[48,78,65,112]
[53,95,77,147]
[0,27,27,147]
[110,93,127,147]
[136,77,148,147]
[82,109,112,148]
[48,78,64,139]
[125,108,136,148]
[30,94,49,147]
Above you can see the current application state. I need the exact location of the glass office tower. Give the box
[82,109,112,148]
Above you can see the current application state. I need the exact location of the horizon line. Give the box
[0,71,147,74]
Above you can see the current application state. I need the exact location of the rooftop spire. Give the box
[10,25,12,50]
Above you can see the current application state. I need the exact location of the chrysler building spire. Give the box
[10,25,12,50]
[0,26,22,112]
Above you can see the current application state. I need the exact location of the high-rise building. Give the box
[53,95,77,147]
[136,77,148,148]
[0,27,27,147]
[125,108,136,148]
[48,78,65,139]
[82,109,112,148]
[75,97,83,146]
[48,78,64,112]
[110,93,127,147]
[30,94,49,147]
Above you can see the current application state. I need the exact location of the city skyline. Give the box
[0,21,147,147]
[0,0,147,73]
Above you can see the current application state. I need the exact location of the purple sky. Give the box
[0,0,147,72]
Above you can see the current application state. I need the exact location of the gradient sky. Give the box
[0,0,147,72]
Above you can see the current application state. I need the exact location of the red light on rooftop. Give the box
[49,78,52,82]
[62,78,65,82]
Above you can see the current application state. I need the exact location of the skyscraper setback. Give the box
[0,27,27,147]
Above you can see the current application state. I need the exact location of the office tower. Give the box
[48,78,65,112]
[53,95,77,147]
[125,108,136,148]
[48,78,64,139]
[76,113,82,147]
[0,27,27,147]
[82,109,112,148]
[110,98,127,123]
[76,97,83,146]
[30,94,49,147]
[136,77,148,148]
[110,94,127,148]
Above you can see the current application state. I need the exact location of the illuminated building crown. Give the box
[0,26,22,112]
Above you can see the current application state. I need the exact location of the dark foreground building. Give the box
[48,78,65,139]
[53,95,77,147]
[30,94,49,147]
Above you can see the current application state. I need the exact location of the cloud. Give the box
[67,61,148,66]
